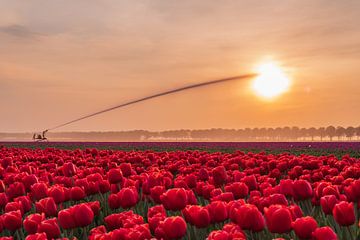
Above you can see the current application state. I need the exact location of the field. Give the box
[0,142,359,239]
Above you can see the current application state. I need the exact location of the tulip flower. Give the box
[70,186,86,201]
[292,216,318,239]
[161,188,188,211]
[212,166,228,186]
[35,197,57,217]
[23,213,45,234]
[62,162,77,177]
[30,183,48,201]
[117,187,139,209]
[207,201,229,223]
[320,195,338,215]
[108,168,123,184]
[162,216,187,239]
[312,226,338,240]
[293,180,313,200]
[182,205,210,228]
[37,218,61,239]
[150,186,165,204]
[225,182,249,199]
[332,201,356,226]
[235,204,265,232]
[2,210,22,231]
[264,205,292,234]
[25,233,47,240]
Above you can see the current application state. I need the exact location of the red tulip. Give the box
[2,210,22,231]
[320,195,338,215]
[62,162,77,177]
[48,185,65,204]
[0,192,8,209]
[312,226,337,240]
[37,218,61,239]
[108,168,123,184]
[99,180,110,194]
[70,186,86,201]
[269,193,288,206]
[242,175,258,191]
[289,204,303,220]
[22,174,38,192]
[25,233,47,240]
[161,188,188,211]
[5,201,24,215]
[322,185,340,199]
[182,205,210,228]
[74,203,95,227]
[23,213,45,234]
[14,195,32,213]
[108,193,120,209]
[293,180,313,200]
[119,163,132,177]
[207,230,230,240]
[264,205,292,233]
[292,216,318,239]
[118,187,139,209]
[332,201,355,226]
[225,182,249,199]
[150,186,165,204]
[185,174,197,188]
[31,183,48,201]
[162,216,187,239]
[235,204,265,232]
[279,179,294,197]
[35,197,57,217]
[6,182,26,199]
[212,166,228,186]
[58,208,76,229]
[88,201,101,216]
[207,201,228,223]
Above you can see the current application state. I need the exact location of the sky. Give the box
[1,0,360,132]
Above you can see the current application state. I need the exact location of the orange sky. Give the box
[1,1,360,132]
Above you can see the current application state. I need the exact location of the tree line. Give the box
[2,126,359,141]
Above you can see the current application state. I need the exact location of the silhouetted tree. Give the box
[336,126,346,141]
[308,127,317,141]
[326,126,336,141]
[345,126,356,140]
[317,127,326,141]
[356,126,360,140]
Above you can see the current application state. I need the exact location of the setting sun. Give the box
[252,62,290,99]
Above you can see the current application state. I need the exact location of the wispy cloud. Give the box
[0,24,39,38]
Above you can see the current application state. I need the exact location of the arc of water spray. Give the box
[45,73,257,132]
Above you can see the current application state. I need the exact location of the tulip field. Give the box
[0,144,359,240]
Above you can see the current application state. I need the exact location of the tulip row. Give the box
[0,146,359,239]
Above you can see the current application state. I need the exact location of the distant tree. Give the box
[336,126,346,141]
[274,127,282,140]
[291,126,300,140]
[356,126,360,140]
[325,126,336,141]
[243,128,252,140]
[282,127,291,140]
[266,128,275,141]
[259,127,267,140]
[317,127,326,141]
[308,127,317,141]
[345,126,356,140]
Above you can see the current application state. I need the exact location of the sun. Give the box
[252,62,290,99]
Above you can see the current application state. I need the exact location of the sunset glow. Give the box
[252,62,290,99]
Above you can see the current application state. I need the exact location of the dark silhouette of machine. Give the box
[32,130,48,142]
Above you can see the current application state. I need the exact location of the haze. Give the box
[1,1,360,133]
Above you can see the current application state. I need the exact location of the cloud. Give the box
[0,24,38,38]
